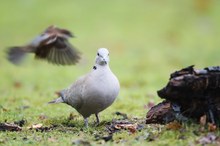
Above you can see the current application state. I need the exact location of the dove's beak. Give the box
[101,57,108,64]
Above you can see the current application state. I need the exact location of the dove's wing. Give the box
[62,74,90,110]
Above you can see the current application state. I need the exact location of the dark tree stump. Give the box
[146,100,176,124]
[146,65,220,125]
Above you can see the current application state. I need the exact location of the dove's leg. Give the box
[208,109,215,124]
[95,113,100,124]
[84,118,88,128]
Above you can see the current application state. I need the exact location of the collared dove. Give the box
[49,48,120,127]
[7,25,80,65]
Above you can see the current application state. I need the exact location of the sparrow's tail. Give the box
[7,47,27,65]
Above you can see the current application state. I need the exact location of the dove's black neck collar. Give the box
[93,64,109,70]
[93,66,97,70]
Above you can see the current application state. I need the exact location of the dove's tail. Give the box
[48,91,65,104]
[48,97,64,104]
[7,46,27,65]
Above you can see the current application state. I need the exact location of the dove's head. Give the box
[95,48,110,66]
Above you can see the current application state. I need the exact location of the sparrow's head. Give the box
[95,48,110,66]
[44,25,74,38]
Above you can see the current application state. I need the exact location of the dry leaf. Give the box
[127,124,137,133]
[166,121,182,130]
[106,119,143,134]
[208,123,217,132]
[28,123,43,129]
[114,123,138,133]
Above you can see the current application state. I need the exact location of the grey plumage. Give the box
[7,25,80,65]
[49,48,120,127]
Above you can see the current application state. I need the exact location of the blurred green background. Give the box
[0,0,220,138]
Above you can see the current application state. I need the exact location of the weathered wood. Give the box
[147,65,220,124]
[0,123,22,131]
[146,100,176,124]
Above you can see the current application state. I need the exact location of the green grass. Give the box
[1,0,220,145]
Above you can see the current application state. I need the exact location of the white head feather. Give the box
[95,48,110,66]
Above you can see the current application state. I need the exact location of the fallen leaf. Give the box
[106,119,141,134]
[28,124,55,132]
[28,123,43,129]
[166,121,182,130]
[115,123,138,133]
[208,123,217,132]
[32,123,43,129]
[127,124,138,133]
